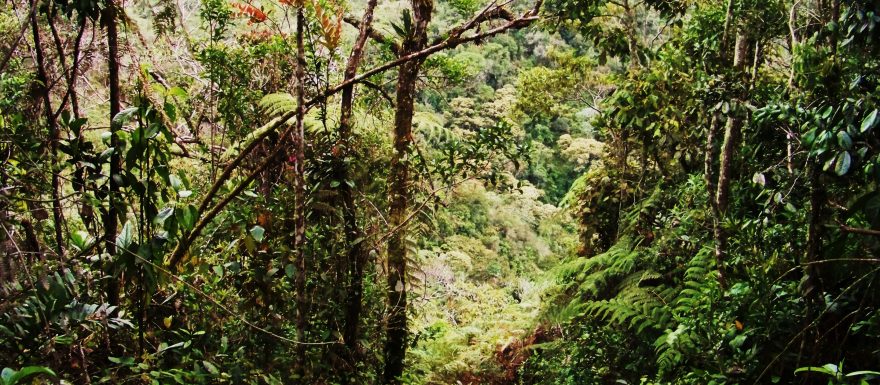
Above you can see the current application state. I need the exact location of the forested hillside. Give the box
[2,0,880,384]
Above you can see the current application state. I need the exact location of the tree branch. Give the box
[343,15,400,54]
[839,225,880,237]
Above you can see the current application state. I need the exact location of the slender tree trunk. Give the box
[705,112,721,205]
[46,11,81,117]
[103,0,121,306]
[293,2,309,379]
[1,172,12,287]
[704,0,736,288]
[788,0,801,88]
[720,0,736,62]
[338,0,379,378]
[31,8,66,258]
[622,0,642,67]
[802,0,838,302]
[712,33,750,289]
[384,1,433,383]
[803,166,825,298]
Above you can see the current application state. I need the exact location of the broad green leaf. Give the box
[250,225,265,242]
[116,221,134,250]
[729,334,747,349]
[112,107,139,128]
[752,173,766,186]
[169,174,184,191]
[861,109,879,133]
[70,230,94,251]
[177,205,198,231]
[837,131,852,149]
[1,366,56,385]
[802,128,817,146]
[168,86,188,98]
[154,207,174,224]
[202,361,220,375]
[835,151,852,176]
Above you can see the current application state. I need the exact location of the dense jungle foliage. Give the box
[2,0,880,383]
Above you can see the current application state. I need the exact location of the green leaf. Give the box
[116,221,134,250]
[802,128,818,146]
[795,366,837,376]
[861,109,879,133]
[155,207,174,224]
[847,371,880,377]
[1,366,56,385]
[109,356,135,365]
[112,107,139,128]
[202,361,220,375]
[175,205,198,231]
[169,174,184,191]
[1,368,13,384]
[751,173,766,186]
[729,334,747,349]
[837,131,853,149]
[835,151,852,176]
[70,230,95,251]
[168,86,188,98]
[250,225,265,242]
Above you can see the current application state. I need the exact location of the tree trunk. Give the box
[802,0,838,303]
[704,112,720,207]
[31,8,66,258]
[622,0,642,67]
[1,185,10,287]
[339,0,379,378]
[720,0,736,62]
[384,1,433,383]
[712,33,750,289]
[293,2,309,379]
[103,0,122,306]
[802,166,825,299]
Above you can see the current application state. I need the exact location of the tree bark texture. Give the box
[712,33,751,289]
[338,0,379,378]
[293,2,309,378]
[383,1,433,383]
[30,8,66,258]
[103,0,122,306]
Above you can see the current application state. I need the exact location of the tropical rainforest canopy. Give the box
[2,0,880,384]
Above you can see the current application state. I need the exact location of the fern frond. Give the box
[259,92,297,118]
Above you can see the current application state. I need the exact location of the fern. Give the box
[259,92,297,118]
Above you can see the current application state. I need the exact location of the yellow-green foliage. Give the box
[406,180,576,383]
